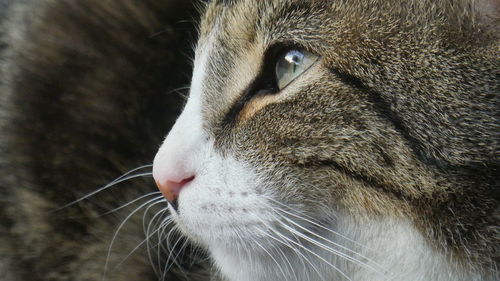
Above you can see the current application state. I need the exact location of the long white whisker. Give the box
[157,223,179,276]
[277,213,386,275]
[272,206,386,272]
[160,234,185,279]
[255,227,326,281]
[268,222,313,281]
[56,170,153,211]
[268,198,383,260]
[108,164,153,184]
[113,213,173,270]
[142,199,167,236]
[265,237,300,281]
[163,237,191,280]
[259,221,353,281]
[102,196,164,281]
[143,203,170,277]
[100,192,162,216]
[253,214,323,281]
[249,234,290,280]
[251,217,302,280]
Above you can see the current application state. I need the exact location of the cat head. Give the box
[153,0,498,280]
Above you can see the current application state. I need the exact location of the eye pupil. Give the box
[275,49,318,90]
[285,51,304,72]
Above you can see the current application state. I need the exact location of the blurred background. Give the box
[0,1,207,280]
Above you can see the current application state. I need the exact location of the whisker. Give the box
[271,205,387,272]
[108,164,153,183]
[248,234,291,280]
[166,85,191,99]
[100,191,162,216]
[160,233,185,280]
[266,222,314,281]
[55,168,153,211]
[156,222,180,276]
[148,214,174,275]
[268,198,381,253]
[113,213,173,270]
[254,208,353,281]
[143,202,170,277]
[254,213,325,281]
[270,223,353,281]
[102,196,164,281]
[250,216,301,280]
[277,213,386,275]
[266,237,299,280]
[142,198,167,236]
[255,227,326,281]
[163,236,191,281]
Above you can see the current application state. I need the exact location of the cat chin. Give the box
[206,217,482,281]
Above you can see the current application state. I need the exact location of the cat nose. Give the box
[152,126,199,211]
[154,176,195,210]
[153,152,196,209]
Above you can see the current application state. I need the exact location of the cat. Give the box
[152,0,499,281]
[1,0,498,281]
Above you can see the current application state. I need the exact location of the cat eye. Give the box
[275,49,318,90]
[225,45,319,124]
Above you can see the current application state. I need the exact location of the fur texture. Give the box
[153,0,499,280]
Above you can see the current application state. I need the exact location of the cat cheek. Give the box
[237,94,280,124]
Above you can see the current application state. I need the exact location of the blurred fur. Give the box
[0,0,210,280]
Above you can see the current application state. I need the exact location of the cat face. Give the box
[153,0,498,280]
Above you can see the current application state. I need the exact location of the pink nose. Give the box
[155,176,195,204]
[153,144,197,210]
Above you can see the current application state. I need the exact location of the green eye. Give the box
[275,49,318,90]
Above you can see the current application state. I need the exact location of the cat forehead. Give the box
[200,0,490,33]
[200,0,321,39]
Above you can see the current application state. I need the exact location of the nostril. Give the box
[155,176,195,211]
[179,176,195,186]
